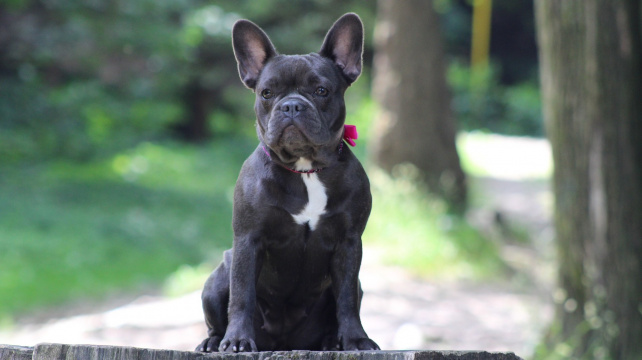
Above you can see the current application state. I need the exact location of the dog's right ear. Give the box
[232,20,277,90]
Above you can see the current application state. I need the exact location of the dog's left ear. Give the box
[320,13,364,84]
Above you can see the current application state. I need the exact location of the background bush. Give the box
[0,0,540,165]
[449,62,543,136]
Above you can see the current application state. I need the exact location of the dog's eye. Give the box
[261,89,273,99]
[314,87,329,97]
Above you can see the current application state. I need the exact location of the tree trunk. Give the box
[535,1,642,358]
[175,81,213,142]
[369,0,467,213]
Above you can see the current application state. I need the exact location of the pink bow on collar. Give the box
[343,125,358,147]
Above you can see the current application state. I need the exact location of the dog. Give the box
[196,13,379,353]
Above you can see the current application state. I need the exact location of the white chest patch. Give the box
[291,158,327,231]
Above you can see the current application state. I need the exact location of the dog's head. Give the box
[232,13,363,165]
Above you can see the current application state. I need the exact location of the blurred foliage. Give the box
[0,0,195,162]
[437,0,541,136]
[0,0,540,166]
[449,61,543,136]
[0,0,377,163]
[438,0,538,85]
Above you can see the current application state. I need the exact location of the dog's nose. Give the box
[280,100,306,118]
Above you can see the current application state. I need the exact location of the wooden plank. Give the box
[24,344,522,360]
[0,345,33,360]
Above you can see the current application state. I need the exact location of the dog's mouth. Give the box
[280,125,306,145]
[277,125,315,157]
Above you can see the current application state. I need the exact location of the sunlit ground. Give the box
[459,132,552,180]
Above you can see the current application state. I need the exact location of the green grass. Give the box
[363,166,504,279]
[0,137,254,321]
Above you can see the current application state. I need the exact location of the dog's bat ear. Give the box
[232,20,278,90]
[320,13,364,84]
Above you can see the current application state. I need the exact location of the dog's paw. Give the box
[341,337,380,351]
[321,334,341,351]
[218,335,258,352]
[195,335,222,352]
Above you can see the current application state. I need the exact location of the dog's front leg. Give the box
[219,235,263,352]
[331,235,380,351]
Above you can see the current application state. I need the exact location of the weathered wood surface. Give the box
[0,345,33,360]
[0,344,522,360]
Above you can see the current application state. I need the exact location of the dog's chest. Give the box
[290,159,327,231]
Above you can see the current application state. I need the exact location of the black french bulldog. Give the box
[196,13,379,353]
